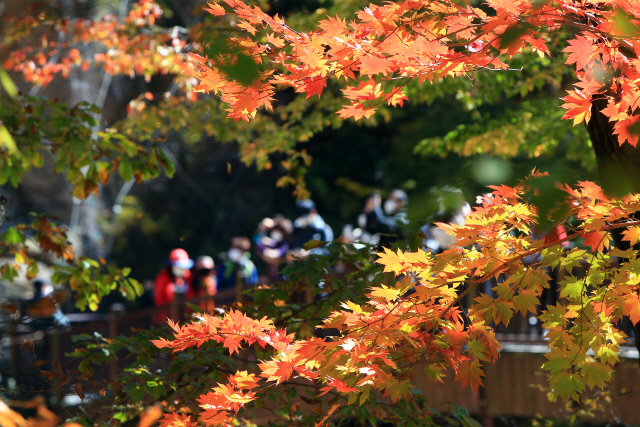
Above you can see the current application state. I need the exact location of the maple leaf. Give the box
[318,378,357,396]
[204,2,226,16]
[265,33,285,49]
[342,79,384,101]
[370,285,400,301]
[488,184,518,200]
[455,360,484,391]
[561,90,592,126]
[303,77,327,99]
[230,371,260,389]
[613,114,640,147]
[624,293,640,325]
[336,103,376,121]
[273,361,294,383]
[582,231,610,252]
[385,89,408,107]
[376,247,405,274]
[542,349,571,374]
[159,412,197,427]
[549,372,583,401]
[492,299,515,326]
[563,34,598,71]
[621,226,640,245]
[198,409,231,426]
[359,55,394,76]
[513,289,538,314]
[223,337,242,355]
[581,362,612,389]
[319,16,347,36]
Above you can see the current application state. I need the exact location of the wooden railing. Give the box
[3,278,640,424]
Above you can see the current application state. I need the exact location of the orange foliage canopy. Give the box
[183,0,640,151]
[146,1,640,426]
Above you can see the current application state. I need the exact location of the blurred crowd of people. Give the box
[146,187,478,311]
[21,186,484,327]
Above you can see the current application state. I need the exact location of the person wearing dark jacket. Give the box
[255,215,293,283]
[359,189,408,247]
[290,199,333,257]
[217,237,259,291]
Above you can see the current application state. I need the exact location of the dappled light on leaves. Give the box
[181,0,640,149]
[155,172,640,425]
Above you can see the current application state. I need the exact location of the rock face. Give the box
[0,0,179,269]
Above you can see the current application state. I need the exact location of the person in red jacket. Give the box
[154,248,195,306]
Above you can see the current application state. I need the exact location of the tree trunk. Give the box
[587,98,640,195]
[586,97,640,360]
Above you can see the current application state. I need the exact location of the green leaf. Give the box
[3,227,26,245]
[559,277,583,299]
[514,290,539,315]
[492,299,515,326]
[549,372,583,401]
[0,66,18,98]
[542,350,571,374]
[0,125,18,154]
[157,149,175,178]
[119,159,133,182]
[581,362,612,389]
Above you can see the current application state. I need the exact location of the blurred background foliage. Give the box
[107,0,595,284]
[0,0,598,294]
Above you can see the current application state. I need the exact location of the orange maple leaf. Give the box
[455,360,485,391]
[319,16,347,36]
[204,2,226,16]
[613,114,640,147]
[622,227,640,245]
[624,293,640,325]
[561,90,592,126]
[359,55,394,76]
[563,34,597,71]
[223,337,242,355]
[337,103,376,120]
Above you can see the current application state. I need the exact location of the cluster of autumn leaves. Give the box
[106,0,640,424]
[6,0,640,425]
[184,0,640,148]
[153,173,640,426]
[2,0,183,86]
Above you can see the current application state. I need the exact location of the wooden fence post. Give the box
[109,303,124,380]
[8,319,17,382]
[304,286,313,305]
[50,327,61,405]
[234,269,244,304]
[170,294,185,323]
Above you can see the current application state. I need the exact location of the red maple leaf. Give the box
[303,77,327,99]
[582,231,610,252]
